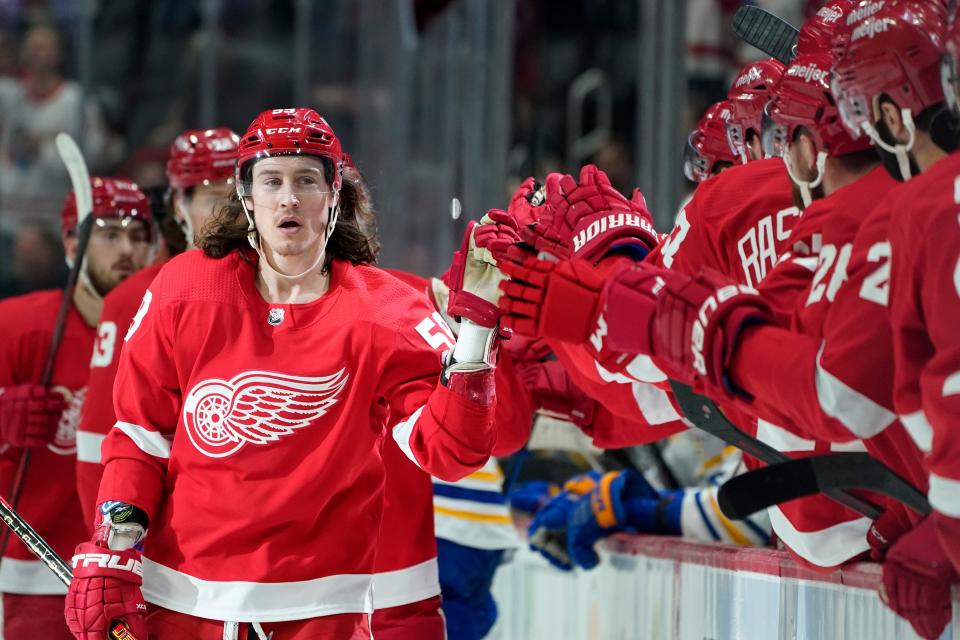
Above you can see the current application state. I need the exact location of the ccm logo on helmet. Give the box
[573,214,655,253]
[691,284,757,377]
[71,553,144,576]
[265,127,302,135]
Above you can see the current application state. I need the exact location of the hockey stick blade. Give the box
[669,381,883,519]
[0,496,139,639]
[717,453,931,519]
[732,5,799,64]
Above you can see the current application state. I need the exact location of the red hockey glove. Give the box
[445,212,520,328]
[881,516,958,640]
[498,251,606,342]
[65,542,148,640]
[867,502,914,561]
[531,165,659,264]
[501,335,552,368]
[508,177,545,229]
[599,262,773,393]
[519,360,596,428]
[0,384,67,447]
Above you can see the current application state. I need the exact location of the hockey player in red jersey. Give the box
[76,127,239,527]
[683,100,741,183]
[885,0,960,622]
[0,177,153,639]
[64,108,501,640]
[575,3,957,636]
[725,58,786,163]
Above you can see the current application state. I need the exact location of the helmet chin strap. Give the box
[241,192,341,280]
[862,108,916,181]
[783,150,827,208]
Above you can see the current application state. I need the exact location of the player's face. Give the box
[80,218,152,295]
[249,156,333,258]
[175,181,234,243]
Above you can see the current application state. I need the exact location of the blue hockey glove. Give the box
[507,480,560,514]
[527,471,601,571]
[566,470,664,569]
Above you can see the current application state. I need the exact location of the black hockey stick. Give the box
[1,134,94,568]
[732,5,800,64]
[717,452,931,519]
[0,495,139,639]
[668,381,884,519]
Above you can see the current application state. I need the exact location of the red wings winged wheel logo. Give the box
[182,369,349,458]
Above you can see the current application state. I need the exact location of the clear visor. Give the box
[941,53,960,115]
[683,132,711,183]
[237,164,335,199]
[760,108,790,159]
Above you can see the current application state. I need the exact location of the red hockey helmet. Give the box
[684,100,739,182]
[726,59,786,160]
[796,1,852,56]
[831,0,948,141]
[764,52,872,158]
[61,177,153,236]
[236,108,344,196]
[166,127,240,190]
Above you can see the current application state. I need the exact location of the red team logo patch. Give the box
[182,369,349,458]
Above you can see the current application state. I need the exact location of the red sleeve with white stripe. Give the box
[97,275,176,520]
[890,204,960,568]
[549,339,687,445]
[383,304,495,483]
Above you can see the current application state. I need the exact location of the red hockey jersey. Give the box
[729,166,932,566]
[888,152,960,558]
[0,290,94,594]
[650,157,800,287]
[97,250,495,622]
[76,261,165,528]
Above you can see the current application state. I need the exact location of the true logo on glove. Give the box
[71,553,144,576]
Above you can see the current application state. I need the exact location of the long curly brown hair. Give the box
[198,160,380,269]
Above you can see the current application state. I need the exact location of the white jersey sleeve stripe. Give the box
[76,431,106,463]
[815,346,895,438]
[928,473,960,518]
[900,410,933,452]
[631,382,684,425]
[390,406,425,469]
[624,355,668,383]
[756,418,817,452]
[115,421,172,459]
[767,507,871,568]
